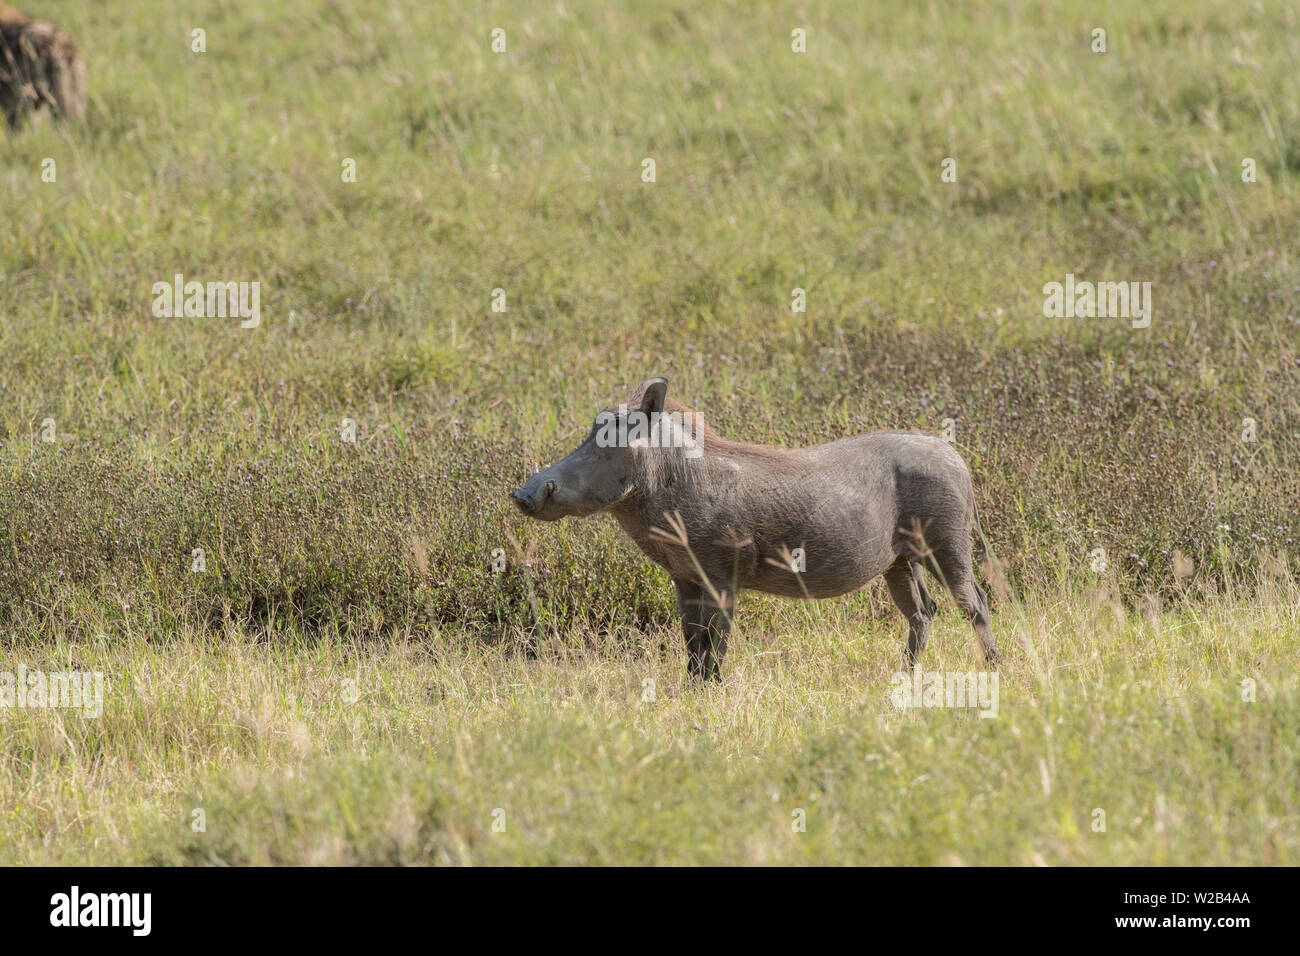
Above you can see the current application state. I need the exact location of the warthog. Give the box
[0,3,86,129]
[511,377,997,681]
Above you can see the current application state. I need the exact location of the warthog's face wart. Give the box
[511,378,668,521]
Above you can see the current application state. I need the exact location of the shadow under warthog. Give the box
[512,377,997,680]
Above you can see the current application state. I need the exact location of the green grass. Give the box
[3,589,1298,865]
[1,0,1298,864]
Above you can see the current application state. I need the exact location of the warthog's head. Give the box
[511,376,676,521]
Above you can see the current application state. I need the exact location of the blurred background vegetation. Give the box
[1,0,1297,642]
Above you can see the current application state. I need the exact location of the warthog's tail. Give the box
[971,499,993,570]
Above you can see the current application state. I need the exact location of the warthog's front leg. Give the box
[673,579,734,681]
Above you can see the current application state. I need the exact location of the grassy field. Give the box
[1,0,1298,865]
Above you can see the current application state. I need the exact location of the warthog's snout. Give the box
[511,417,645,521]
[510,476,556,516]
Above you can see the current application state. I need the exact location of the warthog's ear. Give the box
[637,376,669,416]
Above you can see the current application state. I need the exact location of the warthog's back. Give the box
[731,431,975,598]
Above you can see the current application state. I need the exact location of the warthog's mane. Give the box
[621,384,791,494]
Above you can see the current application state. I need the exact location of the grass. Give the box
[3,586,1298,865]
[1,0,1298,864]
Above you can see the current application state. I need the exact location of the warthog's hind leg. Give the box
[885,557,934,669]
[929,545,998,666]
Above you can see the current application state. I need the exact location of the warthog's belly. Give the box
[744,517,899,598]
